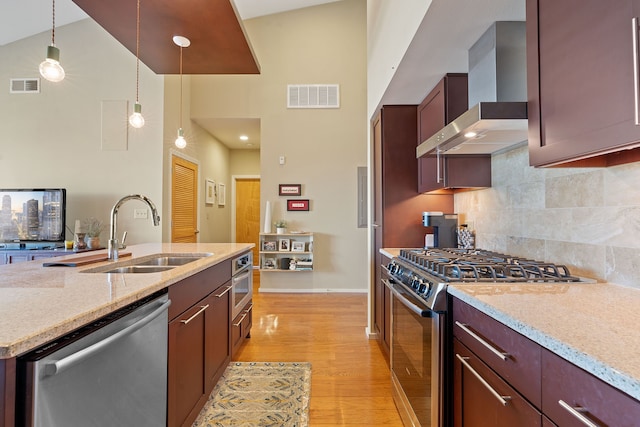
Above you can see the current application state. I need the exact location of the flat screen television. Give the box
[0,189,66,248]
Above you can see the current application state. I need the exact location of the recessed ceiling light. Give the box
[240,135,249,141]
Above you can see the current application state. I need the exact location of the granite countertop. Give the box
[0,242,253,359]
[448,282,640,401]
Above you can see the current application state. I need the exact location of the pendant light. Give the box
[173,35,190,149]
[128,0,145,128]
[39,0,65,82]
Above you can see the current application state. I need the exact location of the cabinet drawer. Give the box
[454,339,542,427]
[168,259,230,320]
[542,348,640,427]
[453,299,541,407]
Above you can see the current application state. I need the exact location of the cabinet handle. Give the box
[180,304,209,324]
[436,147,443,183]
[633,17,640,125]
[456,354,511,406]
[214,285,232,298]
[233,312,248,327]
[558,400,601,427]
[455,321,509,361]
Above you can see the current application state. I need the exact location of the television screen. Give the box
[0,189,66,243]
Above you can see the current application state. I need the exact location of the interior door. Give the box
[235,178,260,265]
[171,155,198,243]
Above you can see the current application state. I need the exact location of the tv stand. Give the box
[0,247,75,265]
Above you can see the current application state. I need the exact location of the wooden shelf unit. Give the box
[259,232,313,272]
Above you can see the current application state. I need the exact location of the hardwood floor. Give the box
[233,272,404,426]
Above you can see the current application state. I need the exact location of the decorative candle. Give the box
[74,219,82,234]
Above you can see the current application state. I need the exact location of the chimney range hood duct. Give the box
[417,21,528,158]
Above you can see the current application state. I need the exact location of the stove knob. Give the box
[388,263,397,274]
[411,276,421,290]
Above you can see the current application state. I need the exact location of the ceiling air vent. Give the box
[10,78,40,94]
[287,84,339,108]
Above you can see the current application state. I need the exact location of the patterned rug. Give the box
[192,362,311,427]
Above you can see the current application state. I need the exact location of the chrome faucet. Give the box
[108,194,160,260]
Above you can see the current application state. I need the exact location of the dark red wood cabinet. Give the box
[417,74,491,193]
[371,105,453,361]
[167,261,232,427]
[527,0,640,167]
[231,300,252,358]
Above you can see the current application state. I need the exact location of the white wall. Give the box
[191,0,369,292]
[0,19,164,245]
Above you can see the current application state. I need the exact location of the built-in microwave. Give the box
[231,252,253,319]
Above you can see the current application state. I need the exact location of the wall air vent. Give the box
[10,78,40,94]
[287,84,339,108]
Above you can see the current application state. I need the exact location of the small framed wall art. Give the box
[218,183,226,206]
[279,184,301,196]
[205,179,215,204]
[291,241,305,252]
[287,199,309,211]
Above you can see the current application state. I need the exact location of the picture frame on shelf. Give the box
[291,241,305,252]
[263,257,277,269]
[262,241,277,251]
[279,184,301,196]
[218,183,226,206]
[278,238,290,251]
[205,179,215,204]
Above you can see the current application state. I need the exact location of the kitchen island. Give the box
[0,242,253,426]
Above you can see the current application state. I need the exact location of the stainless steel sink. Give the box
[82,252,212,273]
[134,256,206,266]
[102,265,176,274]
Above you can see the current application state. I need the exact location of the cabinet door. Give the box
[168,302,208,427]
[205,283,231,389]
[527,0,640,166]
[542,348,640,427]
[453,339,542,427]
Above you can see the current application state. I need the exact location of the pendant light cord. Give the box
[135,0,141,103]
[179,45,183,128]
[51,0,56,45]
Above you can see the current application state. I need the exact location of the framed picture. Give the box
[287,199,309,211]
[279,184,301,196]
[291,241,305,252]
[262,241,277,251]
[205,179,215,204]
[278,238,290,251]
[263,257,277,269]
[218,183,226,206]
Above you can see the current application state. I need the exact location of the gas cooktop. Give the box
[385,248,583,312]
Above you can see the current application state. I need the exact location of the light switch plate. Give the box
[134,209,148,219]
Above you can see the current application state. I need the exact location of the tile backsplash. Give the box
[454,144,640,289]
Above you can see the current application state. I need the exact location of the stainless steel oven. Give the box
[231,251,253,319]
[383,265,447,427]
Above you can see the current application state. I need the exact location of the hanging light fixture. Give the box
[39,0,65,82]
[128,0,145,128]
[173,35,190,149]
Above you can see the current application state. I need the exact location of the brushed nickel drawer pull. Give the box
[233,312,248,327]
[215,285,232,298]
[181,304,209,324]
[558,400,600,427]
[633,17,640,125]
[455,321,509,361]
[456,353,511,406]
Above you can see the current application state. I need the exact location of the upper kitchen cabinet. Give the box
[418,74,491,193]
[527,0,640,167]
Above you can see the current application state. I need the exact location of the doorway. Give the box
[234,177,260,265]
[171,154,198,243]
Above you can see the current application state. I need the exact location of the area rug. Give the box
[192,362,311,427]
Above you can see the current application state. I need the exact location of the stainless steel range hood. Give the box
[417,22,528,157]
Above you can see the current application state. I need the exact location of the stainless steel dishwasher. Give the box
[17,290,171,427]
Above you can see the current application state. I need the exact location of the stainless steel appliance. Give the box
[17,290,170,427]
[384,248,582,427]
[231,251,253,319]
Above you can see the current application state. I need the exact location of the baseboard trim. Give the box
[258,287,367,294]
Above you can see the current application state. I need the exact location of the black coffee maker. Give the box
[423,212,458,248]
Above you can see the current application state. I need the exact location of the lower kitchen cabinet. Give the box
[542,348,640,427]
[375,252,392,361]
[167,261,232,427]
[231,300,253,358]
[451,296,640,426]
[453,339,542,426]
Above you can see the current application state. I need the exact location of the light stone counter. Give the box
[0,242,253,359]
[448,282,640,401]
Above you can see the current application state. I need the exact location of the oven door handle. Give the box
[383,279,433,318]
[233,271,251,283]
